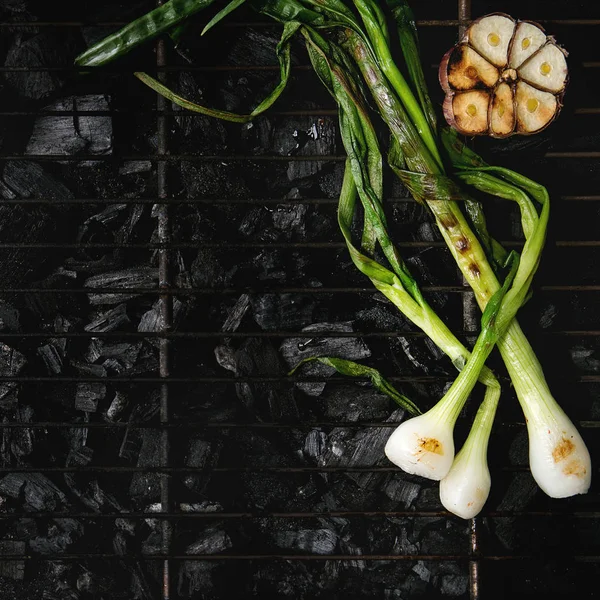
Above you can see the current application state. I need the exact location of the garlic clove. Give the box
[518,43,568,93]
[490,82,516,137]
[509,21,547,68]
[467,14,515,67]
[441,44,500,91]
[515,81,558,134]
[444,90,491,135]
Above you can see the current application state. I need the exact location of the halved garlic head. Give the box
[439,13,568,137]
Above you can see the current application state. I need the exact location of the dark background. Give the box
[0,0,599,598]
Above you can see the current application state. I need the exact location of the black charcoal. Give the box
[324,385,391,422]
[275,528,338,555]
[84,303,130,333]
[0,473,67,511]
[383,476,421,509]
[0,540,25,580]
[2,161,73,201]
[0,342,26,406]
[312,409,404,488]
[75,382,106,413]
[29,518,83,554]
[138,298,184,332]
[129,429,162,500]
[251,293,315,331]
[183,437,222,492]
[84,267,157,305]
[105,390,129,421]
[280,321,371,396]
[36,342,65,375]
[187,527,232,555]
[3,32,77,99]
[0,300,20,331]
[26,95,112,157]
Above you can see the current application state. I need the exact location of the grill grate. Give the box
[1,0,599,598]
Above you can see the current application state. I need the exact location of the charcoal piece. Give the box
[440,574,469,597]
[2,161,73,202]
[0,472,67,511]
[233,337,299,420]
[383,476,421,509]
[183,437,222,493]
[14,518,38,541]
[222,294,250,333]
[312,409,404,489]
[3,32,77,99]
[187,527,232,555]
[0,342,26,406]
[495,472,538,512]
[324,385,391,422]
[191,248,238,289]
[105,390,129,421]
[66,446,93,467]
[570,345,600,374]
[26,95,112,157]
[36,341,65,374]
[29,518,83,554]
[250,293,315,331]
[280,321,371,396]
[119,160,152,175]
[71,361,106,378]
[0,540,25,580]
[271,203,308,234]
[181,161,249,200]
[173,72,229,143]
[180,501,223,513]
[86,340,141,370]
[138,298,184,332]
[129,429,162,500]
[84,267,158,305]
[286,159,325,184]
[178,561,218,598]
[84,303,130,333]
[303,429,327,461]
[0,300,20,332]
[9,405,35,458]
[275,528,338,555]
[75,382,106,412]
[238,206,267,238]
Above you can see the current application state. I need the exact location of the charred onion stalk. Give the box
[75,0,591,511]
[439,13,568,136]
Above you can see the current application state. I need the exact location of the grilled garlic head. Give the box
[439,13,568,137]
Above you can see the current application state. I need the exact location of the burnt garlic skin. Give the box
[439,13,568,137]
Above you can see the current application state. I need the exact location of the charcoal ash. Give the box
[280,321,371,396]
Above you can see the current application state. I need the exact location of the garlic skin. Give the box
[384,411,455,480]
[440,444,491,519]
[526,405,591,498]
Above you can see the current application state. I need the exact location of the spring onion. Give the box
[75,0,592,515]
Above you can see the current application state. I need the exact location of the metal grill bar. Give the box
[1,151,599,160]
[1,19,599,27]
[155,14,173,599]
[0,194,599,205]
